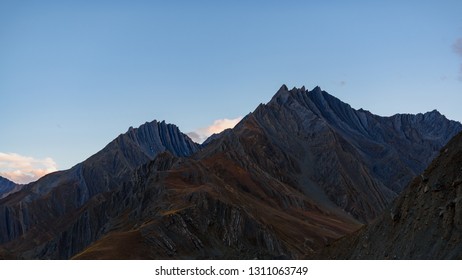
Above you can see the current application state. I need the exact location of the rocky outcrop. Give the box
[317,131,462,259]
[124,120,199,158]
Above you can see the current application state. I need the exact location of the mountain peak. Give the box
[424,109,442,117]
[121,119,199,158]
[279,84,288,91]
[270,84,292,105]
[312,85,322,93]
[271,85,312,105]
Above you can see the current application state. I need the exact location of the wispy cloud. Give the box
[0,152,58,184]
[454,38,462,81]
[187,117,242,143]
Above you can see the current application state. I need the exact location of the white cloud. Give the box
[0,152,58,184]
[187,117,242,143]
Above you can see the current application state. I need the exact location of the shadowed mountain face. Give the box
[318,131,462,259]
[0,86,460,259]
[0,177,20,199]
[253,86,462,221]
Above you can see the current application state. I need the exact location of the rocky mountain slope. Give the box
[0,176,20,199]
[72,86,461,259]
[227,85,461,222]
[318,131,462,259]
[0,121,199,258]
[0,85,460,259]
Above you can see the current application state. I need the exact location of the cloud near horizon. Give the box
[0,152,58,184]
[187,117,243,143]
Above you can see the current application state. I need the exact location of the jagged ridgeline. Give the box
[0,86,460,259]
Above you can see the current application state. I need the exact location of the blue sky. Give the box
[1,0,462,183]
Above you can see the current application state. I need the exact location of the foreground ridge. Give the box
[318,131,462,259]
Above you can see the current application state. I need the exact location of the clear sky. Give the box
[1,0,462,183]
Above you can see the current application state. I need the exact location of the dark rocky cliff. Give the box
[318,131,462,259]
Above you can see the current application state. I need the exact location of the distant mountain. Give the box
[0,85,460,259]
[0,176,20,199]
[318,131,462,259]
[0,120,199,258]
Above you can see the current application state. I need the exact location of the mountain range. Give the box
[0,85,461,259]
